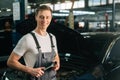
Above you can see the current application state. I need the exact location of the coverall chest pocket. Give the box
[34,51,56,68]
[41,52,55,67]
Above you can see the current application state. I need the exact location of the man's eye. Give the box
[40,16,44,19]
[46,16,49,19]
[39,16,50,19]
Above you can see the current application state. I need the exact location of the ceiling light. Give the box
[106,10,112,13]
[27,6,31,8]
[59,10,69,13]
[59,10,95,15]
[6,9,11,12]
[52,13,68,16]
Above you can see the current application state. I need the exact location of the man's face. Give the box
[35,10,52,29]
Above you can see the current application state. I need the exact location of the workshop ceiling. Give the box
[0,0,77,17]
[0,0,120,20]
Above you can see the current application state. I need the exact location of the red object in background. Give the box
[105,13,108,32]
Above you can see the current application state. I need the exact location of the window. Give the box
[109,0,120,4]
[89,0,107,6]
[109,38,120,61]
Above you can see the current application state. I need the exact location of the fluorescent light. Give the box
[27,6,31,8]
[59,10,69,13]
[52,13,69,16]
[73,11,95,15]
[6,9,11,12]
[106,10,112,13]
[59,10,95,15]
[53,10,95,16]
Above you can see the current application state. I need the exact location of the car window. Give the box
[109,38,120,62]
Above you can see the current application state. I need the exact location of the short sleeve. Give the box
[13,35,28,56]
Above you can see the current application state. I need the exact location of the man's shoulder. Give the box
[48,33,55,37]
[20,32,33,40]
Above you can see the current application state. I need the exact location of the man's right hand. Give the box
[27,67,45,77]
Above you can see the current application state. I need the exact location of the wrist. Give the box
[25,66,33,74]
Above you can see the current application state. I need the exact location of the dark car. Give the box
[48,21,120,80]
[78,32,120,80]
[49,29,120,80]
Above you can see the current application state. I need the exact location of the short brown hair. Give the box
[35,5,52,16]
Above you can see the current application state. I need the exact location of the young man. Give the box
[7,5,60,80]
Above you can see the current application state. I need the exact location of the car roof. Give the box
[80,32,120,62]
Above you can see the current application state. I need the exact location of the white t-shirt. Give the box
[13,31,58,67]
